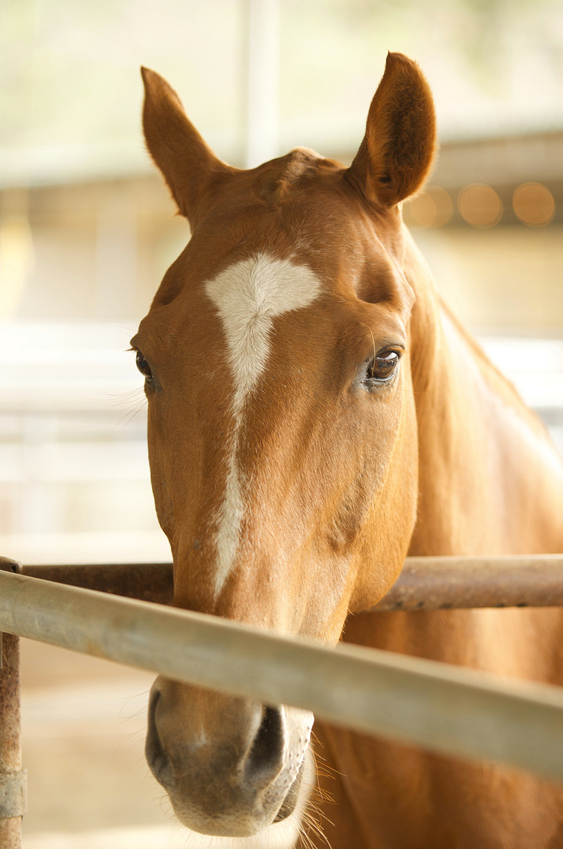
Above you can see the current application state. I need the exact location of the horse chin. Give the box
[169,804,272,839]
[167,755,307,838]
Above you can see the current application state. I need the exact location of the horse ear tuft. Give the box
[347,53,437,209]
[141,67,232,226]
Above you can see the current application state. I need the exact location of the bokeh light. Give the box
[513,182,555,227]
[458,184,503,228]
[408,185,454,228]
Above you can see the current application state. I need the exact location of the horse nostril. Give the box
[146,687,173,787]
[245,705,285,782]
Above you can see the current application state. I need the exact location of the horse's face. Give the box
[136,53,436,837]
[136,193,418,633]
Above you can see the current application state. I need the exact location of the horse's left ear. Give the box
[347,52,437,209]
[141,67,232,225]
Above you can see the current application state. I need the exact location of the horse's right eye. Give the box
[135,350,154,381]
[366,350,400,382]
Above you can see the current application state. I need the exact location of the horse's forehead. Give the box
[204,254,322,321]
[204,254,322,408]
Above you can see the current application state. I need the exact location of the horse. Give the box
[133,53,563,848]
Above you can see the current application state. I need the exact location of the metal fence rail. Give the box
[374,554,563,610]
[3,569,563,778]
[8,553,563,611]
[2,554,563,847]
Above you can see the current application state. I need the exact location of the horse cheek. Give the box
[146,407,177,545]
[349,388,418,613]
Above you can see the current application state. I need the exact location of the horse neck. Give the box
[404,232,563,557]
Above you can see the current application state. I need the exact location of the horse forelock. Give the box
[255,146,340,206]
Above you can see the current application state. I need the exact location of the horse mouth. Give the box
[274,757,307,823]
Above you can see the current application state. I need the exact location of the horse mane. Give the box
[439,297,559,451]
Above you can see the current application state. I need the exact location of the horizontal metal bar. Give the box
[1,571,563,782]
[373,554,563,611]
[20,563,173,605]
[0,559,22,576]
[6,555,563,612]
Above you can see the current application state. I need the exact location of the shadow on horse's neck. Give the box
[405,231,563,559]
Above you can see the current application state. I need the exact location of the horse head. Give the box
[134,53,436,838]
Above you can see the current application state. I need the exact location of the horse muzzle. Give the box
[146,677,313,837]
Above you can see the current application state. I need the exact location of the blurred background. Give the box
[1,0,562,846]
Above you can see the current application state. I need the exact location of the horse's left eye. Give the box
[367,350,400,382]
[135,350,154,380]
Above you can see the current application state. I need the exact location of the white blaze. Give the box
[205,253,322,595]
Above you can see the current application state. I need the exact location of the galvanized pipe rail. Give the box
[2,568,563,787]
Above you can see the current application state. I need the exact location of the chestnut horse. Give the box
[134,54,563,848]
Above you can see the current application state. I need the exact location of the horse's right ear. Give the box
[347,53,436,210]
[141,67,232,226]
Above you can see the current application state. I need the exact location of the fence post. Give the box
[0,559,26,849]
